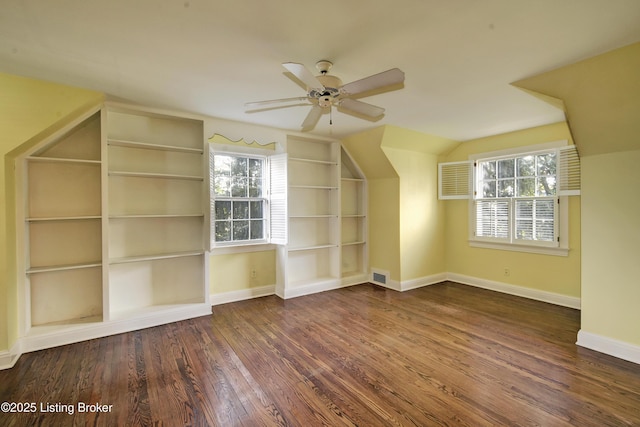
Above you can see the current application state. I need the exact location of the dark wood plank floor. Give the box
[2,282,640,426]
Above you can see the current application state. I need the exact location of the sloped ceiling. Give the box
[1,0,640,142]
[513,42,640,157]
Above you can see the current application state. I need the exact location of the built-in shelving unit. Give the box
[340,147,368,284]
[106,106,208,319]
[275,137,368,298]
[276,135,341,298]
[22,110,104,329]
[16,104,211,354]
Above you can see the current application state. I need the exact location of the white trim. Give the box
[280,278,347,299]
[210,244,277,255]
[577,330,640,365]
[0,341,22,370]
[211,285,275,305]
[468,140,568,161]
[341,272,369,287]
[0,304,212,370]
[446,273,581,309]
[21,305,211,355]
[400,273,448,291]
[468,240,570,256]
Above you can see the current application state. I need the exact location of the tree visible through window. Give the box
[213,154,266,243]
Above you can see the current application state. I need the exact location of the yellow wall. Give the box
[343,125,457,283]
[513,42,640,157]
[0,72,103,352]
[443,122,581,298]
[342,127,402,281]
[581,150,640,345]
[209,250,276,294]
[367,178,402,281]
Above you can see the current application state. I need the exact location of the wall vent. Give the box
[372,272,387,285]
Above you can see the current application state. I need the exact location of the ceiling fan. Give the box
[245,60,405,131]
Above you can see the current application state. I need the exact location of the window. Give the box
[438,142,580,255]
[212,153,266,243]
[474,150,558,246]
[210,149,287,249]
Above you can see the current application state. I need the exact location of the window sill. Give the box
[209,242,277,255]
[468,240,570,257]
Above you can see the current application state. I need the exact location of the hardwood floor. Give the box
[1,282,640,426]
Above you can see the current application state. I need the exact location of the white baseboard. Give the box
[401,273,447,291]
[211,285,275,306]
[373,273,447,292]
[577,330,640,365]
[1,304,212,370]
[0,341,21,370]
[279,278,350,300]
[446,273,581,309]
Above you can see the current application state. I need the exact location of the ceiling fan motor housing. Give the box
[310,73,343,107]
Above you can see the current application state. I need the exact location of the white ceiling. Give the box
[2,0,640,141]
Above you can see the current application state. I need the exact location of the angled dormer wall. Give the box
[343,125,458,289]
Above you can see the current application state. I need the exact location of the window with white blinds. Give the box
[438,142,580,254]
[474,150,559,246]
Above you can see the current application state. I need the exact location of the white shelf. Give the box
[341,177,365,182]
[342,241,366,247]
[27,262,102,274]
[288,244,339,252]
[109,171,203,181]
[341,214,366,218]
[289,185,338,190]
[110,214,203,219]
[27,156,101,165]
[109,251,204,265]
[108,138,204,154]
[289,157,338,166]
[27,316,104,333]
[290,214,338,219]
[27,215,101,222]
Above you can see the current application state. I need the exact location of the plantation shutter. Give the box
[514,198,557,243]
[209,149,216,250]
[438,161,472,199]
[269,153,288,245]
[475,199,510,240]
[557,145,581,196]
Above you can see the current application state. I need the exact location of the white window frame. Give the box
[468,140,570,256]
[209,144,287,253]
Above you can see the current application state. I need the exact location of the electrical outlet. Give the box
[504,268,510,277]
[251,268,257,279]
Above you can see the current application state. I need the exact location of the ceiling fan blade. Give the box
[339,98,385,118]
[301,105,324,130]
[282,62,325,92]
[341,68,405,96]
[245,96,310,110]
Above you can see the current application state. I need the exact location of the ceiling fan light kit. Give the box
[246,60,405,131]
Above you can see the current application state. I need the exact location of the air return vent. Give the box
[372,271,387,285]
